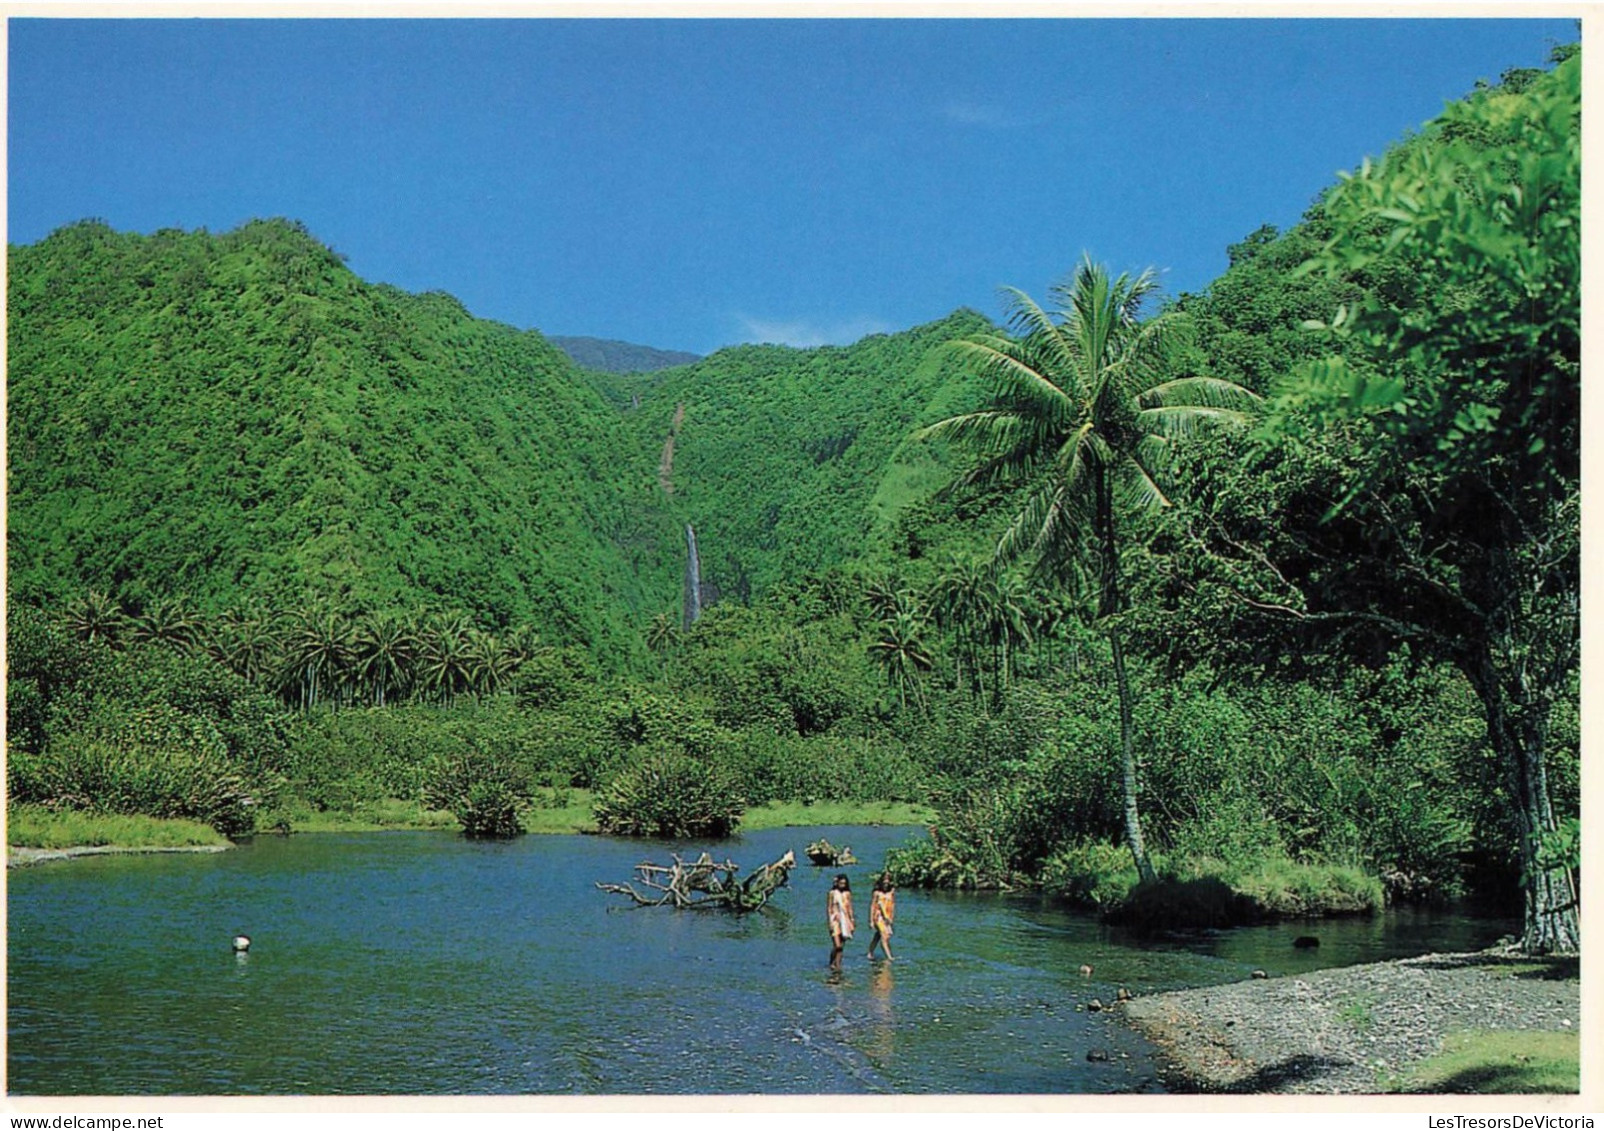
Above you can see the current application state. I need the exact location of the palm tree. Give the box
[65,590,127,648]
[645,612,680,655]
[868,611,935,713]
[215,609,282,687]
[462,627,515,699]
[283,608,353,710]
[416,612,474,705]
[126,596,202,654]
[979,571,1033,703]
[352,612,415,707]
[921,256,1258,884]
[927,558,991,700]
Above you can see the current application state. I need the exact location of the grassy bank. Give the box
[742,799,932,830]
[886,835,1386,924]
[259,793,930,838]
[8,805,230,850]
[1387,1030,1580,1094]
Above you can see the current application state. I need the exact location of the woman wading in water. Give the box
[827,874,854,969]
[867,875,895,961]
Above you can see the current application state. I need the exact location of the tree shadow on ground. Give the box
[1166,1053,1351,1094]
[1399,1064,1579,1094]
[1406,953,1578,981]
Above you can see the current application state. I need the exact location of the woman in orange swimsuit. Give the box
[866,874,895,961]
[827,873,854,969]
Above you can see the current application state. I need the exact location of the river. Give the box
[6,824,1515,1094]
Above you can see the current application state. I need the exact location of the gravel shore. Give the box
[1120,947,1580,1094]
[7,844,231,868]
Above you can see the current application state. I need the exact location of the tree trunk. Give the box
[1095,468,1157,886]
[1462,645,1579,954]
[1109,628,1157,886]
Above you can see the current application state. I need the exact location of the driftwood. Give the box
[598,849,795,912]
[805,838,857,866]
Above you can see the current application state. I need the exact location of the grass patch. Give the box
[8,804,230,849]
[741,799,934,830]
[1388,1030,1579,1094]
[1336,992,1378,1034]
[263,790,597,834]
[162,792,926,839]
[1209,856,1383,917]
[522,788,598,834]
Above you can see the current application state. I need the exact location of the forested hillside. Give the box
[623,312,998,605]
[7,218,679,655]
[549,335,700,374]
[8,225,1000,640]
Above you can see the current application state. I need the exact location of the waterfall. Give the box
[684,524,703,630]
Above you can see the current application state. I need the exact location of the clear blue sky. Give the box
[9,17,1576,356]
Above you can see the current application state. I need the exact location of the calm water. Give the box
[7,826,1514,1095]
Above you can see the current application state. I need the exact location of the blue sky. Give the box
[9,17,1576,356]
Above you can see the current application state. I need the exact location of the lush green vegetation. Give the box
[6,218,676,658]
[550,335,700,375]
[6,50,1578,952]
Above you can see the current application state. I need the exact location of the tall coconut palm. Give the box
[920,257,1258,884]
[462,627,516,699]
[979,571,1033,703]
[644,612,680,656]
[352,612,415,707]
[282,608,354,711]
[416,612,474,705]
[215,610,282,688]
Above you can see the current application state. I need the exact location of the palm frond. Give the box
[1113,456,1172,512]
[1137,404,1255,441]
[943,337,1073,419]
[1139,375,1263,411]
[994,483,1059,566]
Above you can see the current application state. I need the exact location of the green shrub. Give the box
[593,745,744,838]
[1039,840,1145,907]
[422,747,530,838]
[882,835,985,890]
[12,715,260,838]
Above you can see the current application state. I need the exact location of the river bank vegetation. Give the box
[7,50,1578,950]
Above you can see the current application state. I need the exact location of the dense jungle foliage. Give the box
[6,50,1579,946]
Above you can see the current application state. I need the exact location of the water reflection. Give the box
[865,960,895,1063]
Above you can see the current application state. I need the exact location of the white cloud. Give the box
[735,315,895,349]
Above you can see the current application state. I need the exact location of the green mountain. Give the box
[548,335,700,374]
[7,218,993,651]
[6,218,678,657]
[620,315,994,606]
